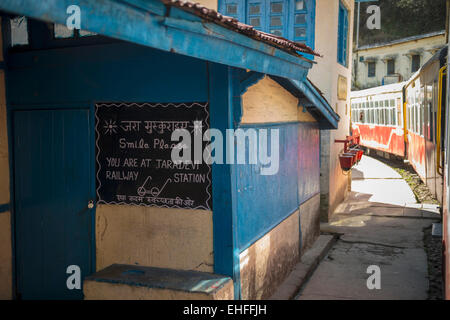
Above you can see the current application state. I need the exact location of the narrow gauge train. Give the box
[350,81,406,158]
[351,47,449,298]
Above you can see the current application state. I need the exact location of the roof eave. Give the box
[269,76,340,130]
[0,0,313,80]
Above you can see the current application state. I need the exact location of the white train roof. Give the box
[350,81,407,99]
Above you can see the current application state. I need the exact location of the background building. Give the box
[353,31,446,90]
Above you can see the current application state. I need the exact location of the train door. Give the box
[13,109,94,299]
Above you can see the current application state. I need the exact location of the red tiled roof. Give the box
[161,0,321,58]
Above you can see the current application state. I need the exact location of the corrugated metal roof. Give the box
[161,0,320,57]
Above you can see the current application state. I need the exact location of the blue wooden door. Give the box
[13,109,93,300]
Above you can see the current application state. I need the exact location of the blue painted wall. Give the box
[4,22,321,296]
[298,122,320,204]
[235,121,320,251]
[5,36,237,295]
[6,43,209,105]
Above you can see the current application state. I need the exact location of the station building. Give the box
[0,0,349,300]
[353,31,446,90]
[215,0,355,223]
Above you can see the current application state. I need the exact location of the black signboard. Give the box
[95,102,212,210]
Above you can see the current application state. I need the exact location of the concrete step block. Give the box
[84,264,233,300]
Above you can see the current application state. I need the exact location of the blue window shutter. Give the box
[265,0,288,38]
[337,1,348,66]
[220,0,245,22]
[337,5,343,64]
[247,0,266,31]
[220,0,316,53]
[343,7,348,65]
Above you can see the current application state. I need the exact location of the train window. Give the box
[380,101,384,125]
[415,105,419,134]
[387,109,395,126]
[410,106,414,131]
[387,100,392,126]
[392,109,396,126]
[385,102,388,125]
[374,101,378,125]
[408,107,411,131]
[390,100,395,107]
[416,105,419,133]
[387,108,391,126]
[419,110,423,136]
[425,100,430,140]
[420,102,425,136]
[397,100,402,127]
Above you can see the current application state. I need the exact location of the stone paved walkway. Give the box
[297,155,440,300]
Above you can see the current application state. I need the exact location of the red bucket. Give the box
[345,151,358,165]
[350,148,363,162]
[339,154,354,171]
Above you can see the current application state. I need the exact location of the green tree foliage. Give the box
[355,0,446,47]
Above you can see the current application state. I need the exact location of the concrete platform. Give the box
[84,264,233,300]
[351,156,417,206]
[296,155,440,300]
[352,156,402,180]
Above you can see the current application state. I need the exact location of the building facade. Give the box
[307,0,354,220]
[353,31,446,90]
[0,0,344,300]
[214,0,355,220]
